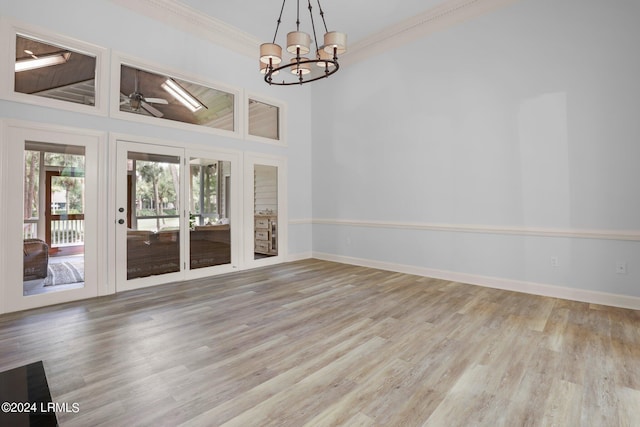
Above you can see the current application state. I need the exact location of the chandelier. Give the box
[260,0,347,85]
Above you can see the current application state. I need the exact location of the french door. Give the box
[114,140,240,292]
[1,123,103,314]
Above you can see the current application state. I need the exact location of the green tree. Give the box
[137,161,179,230]
[24,151,39,220]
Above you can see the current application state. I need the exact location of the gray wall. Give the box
[311,0,640,299]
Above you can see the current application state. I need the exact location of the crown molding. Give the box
[109,0,518,65]
[108,0,260,58]
[342,0,519,65]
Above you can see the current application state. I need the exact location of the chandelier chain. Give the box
[307,0,320,56]
[316,0,328,33]
[272,0,287,44]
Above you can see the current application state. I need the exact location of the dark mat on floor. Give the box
[0,361,58,426]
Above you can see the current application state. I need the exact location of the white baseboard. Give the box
[287,252,313,262]
[312,252,640,311]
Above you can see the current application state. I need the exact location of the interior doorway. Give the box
[45,170,85,256]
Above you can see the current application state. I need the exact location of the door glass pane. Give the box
[254,165,278,259]
[189,158,231,269]
[23,142,85,296]
[127,152,181,279]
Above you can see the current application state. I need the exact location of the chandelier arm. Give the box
[307,0,320,57]
[272,0,287,43]
[316,0,329,33]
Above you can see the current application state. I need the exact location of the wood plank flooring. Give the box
[1,259,639,426]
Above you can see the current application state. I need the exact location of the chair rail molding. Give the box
[312,218,640,242]
[289,218,313,225]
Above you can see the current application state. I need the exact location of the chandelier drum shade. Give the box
[260,0,347,85]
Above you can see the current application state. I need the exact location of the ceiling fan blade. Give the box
[144,97,168,105]
[142,101,164,118]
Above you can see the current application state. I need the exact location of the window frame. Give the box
[110,53,243,138]
[245,92,287,146]
[0,20,109,116]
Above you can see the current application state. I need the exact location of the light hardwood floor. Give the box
[1,259,639,426]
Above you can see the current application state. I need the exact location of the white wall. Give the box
[0,0,313,259]
[311,0,640,305]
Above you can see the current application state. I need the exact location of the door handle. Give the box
[118,219,125,225]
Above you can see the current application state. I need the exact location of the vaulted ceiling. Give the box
[111,0,517,64]
[13,0,516,116]
[177,0,449,46]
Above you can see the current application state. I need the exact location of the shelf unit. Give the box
[254,215,277,255]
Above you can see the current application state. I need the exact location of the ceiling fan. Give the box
[121,69,168,117]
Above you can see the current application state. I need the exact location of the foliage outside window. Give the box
[23,146,85,240]
[128,153,180,232]
[189,159,231,227]
[24,150,40,225]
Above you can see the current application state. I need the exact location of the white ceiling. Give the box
[177,0,448,46]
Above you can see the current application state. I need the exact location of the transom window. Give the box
[119,64,235,131]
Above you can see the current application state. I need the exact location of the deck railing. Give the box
[23,219,85,246]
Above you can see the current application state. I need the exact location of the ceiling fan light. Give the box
[15,52,71,72]
[260,43,282,65]
[323,31,347,55]
[286,31,311,54]
[162,79,202,113]
[129,96,141,111]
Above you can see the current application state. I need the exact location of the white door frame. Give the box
[113,139,186,292]
[183,148,243,280]
[111,137,247,292]
[243,153,288,269]
[0,120,106,314]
